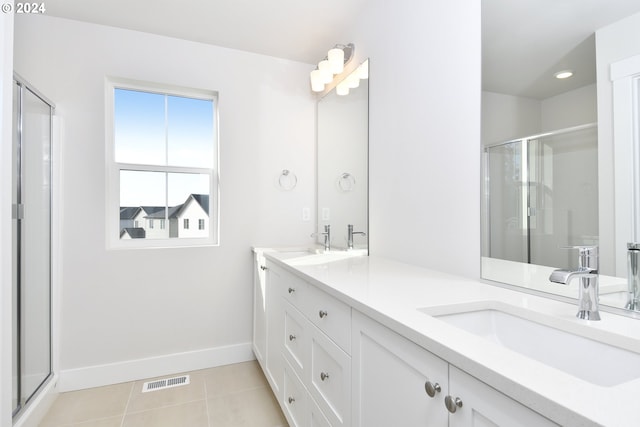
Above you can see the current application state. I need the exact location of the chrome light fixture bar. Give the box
[310,43,355,93]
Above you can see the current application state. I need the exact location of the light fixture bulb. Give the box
[318,60,333,84]
[328,48,345,74]
[357,60,369,79]
[310,70,325,92]
[554,70,574,79]
[346,73,360,89]
[336,81,349,96]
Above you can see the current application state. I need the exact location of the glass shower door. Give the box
[485,141,528,263]
[12,79,53,416]
[527,126,599,269]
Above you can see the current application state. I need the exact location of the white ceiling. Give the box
[45,0,640,100]
[483,0,640,99]
[44,0,368,65]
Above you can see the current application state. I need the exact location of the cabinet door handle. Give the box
[319,310,328,318]
[289,334,296,341]
[260,265,267,271]
[288,287,295,294]
[444,395,463,413]
[288,396,295,404]
[320,372,330,381]
[424,381,441,398]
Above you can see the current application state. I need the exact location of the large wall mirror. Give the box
[317,60,369,251]
[481,0,640,312]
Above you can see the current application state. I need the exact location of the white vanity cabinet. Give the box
[448,366,557,427]
[263,260,352,427]
[352,310,558,427]
[252,250,268,368]
[352,310,449,426]
[263,261,287,397]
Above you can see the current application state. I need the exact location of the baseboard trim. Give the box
[58,342,254,392]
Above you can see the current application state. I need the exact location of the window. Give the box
[107,78,219,248]
[198,219,205,230]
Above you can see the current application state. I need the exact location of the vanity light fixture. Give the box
[336,60,369,96]
[554,70,574,79]
[310,43,355,92]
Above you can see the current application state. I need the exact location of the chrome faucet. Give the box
[549,246,600,321]
[312,224,331,251]
[347,224,366,250]
[627,243,640,311]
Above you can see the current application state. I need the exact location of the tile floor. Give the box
[39,361,289,427]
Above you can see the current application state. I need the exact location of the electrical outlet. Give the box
[302,207,310,221]
[322,207,330,221]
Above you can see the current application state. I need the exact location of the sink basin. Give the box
[276,248,367,266]
[419,303,640,387]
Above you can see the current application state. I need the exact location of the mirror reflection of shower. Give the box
[483,123,598,270]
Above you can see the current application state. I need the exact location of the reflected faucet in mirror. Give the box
[312,224,331,252]
[347,224,366,250]
[549,246,600,320]
[627,243,640,311]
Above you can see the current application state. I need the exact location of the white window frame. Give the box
[106,77,220,249]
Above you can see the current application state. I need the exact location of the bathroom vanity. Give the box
[253,248,640,427]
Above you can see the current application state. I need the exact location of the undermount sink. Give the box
[278,248,367,266]
[419,303,640,387]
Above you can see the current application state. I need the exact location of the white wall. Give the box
[541,83,597,131]
[344,0,482,277]
[1,6,15,426]
[482,84,597,147]
[14,15,316,390]
[596,11,640,275]
[482,91,541,145]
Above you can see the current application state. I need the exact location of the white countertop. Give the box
[263,249,640,427]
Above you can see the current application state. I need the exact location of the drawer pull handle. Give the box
[289,334,296,341]
[444,395,463,413]
[320,372,330,381]
[288,287,295,294]
[288,396,295,404]
[319,310,328,318]
[424,381,441,398]
[260,265,267,271]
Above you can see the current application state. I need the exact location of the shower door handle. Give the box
[12,204,24,220]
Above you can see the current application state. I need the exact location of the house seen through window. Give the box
[110,80,218,246]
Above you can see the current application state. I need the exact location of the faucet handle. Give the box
[559,245,598,270]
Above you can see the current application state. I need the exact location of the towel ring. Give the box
[337,172,355,192]
[279,169,297,191]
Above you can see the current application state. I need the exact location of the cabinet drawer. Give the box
[280,269,309,310]
[307,283,352,353]
[309,326,351,427]
[310,394,332,427]
[283,302,308,379]
[283,362,308,427]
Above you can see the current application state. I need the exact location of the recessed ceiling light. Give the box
[554,70,574,79]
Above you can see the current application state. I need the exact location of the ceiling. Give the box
[44,0,640,100]
[44,0,368,65]
[483,0,640,99]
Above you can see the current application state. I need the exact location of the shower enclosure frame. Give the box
[12,73,55,420]
[483,122,598,267]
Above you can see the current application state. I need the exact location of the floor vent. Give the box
[142,375,190,393]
